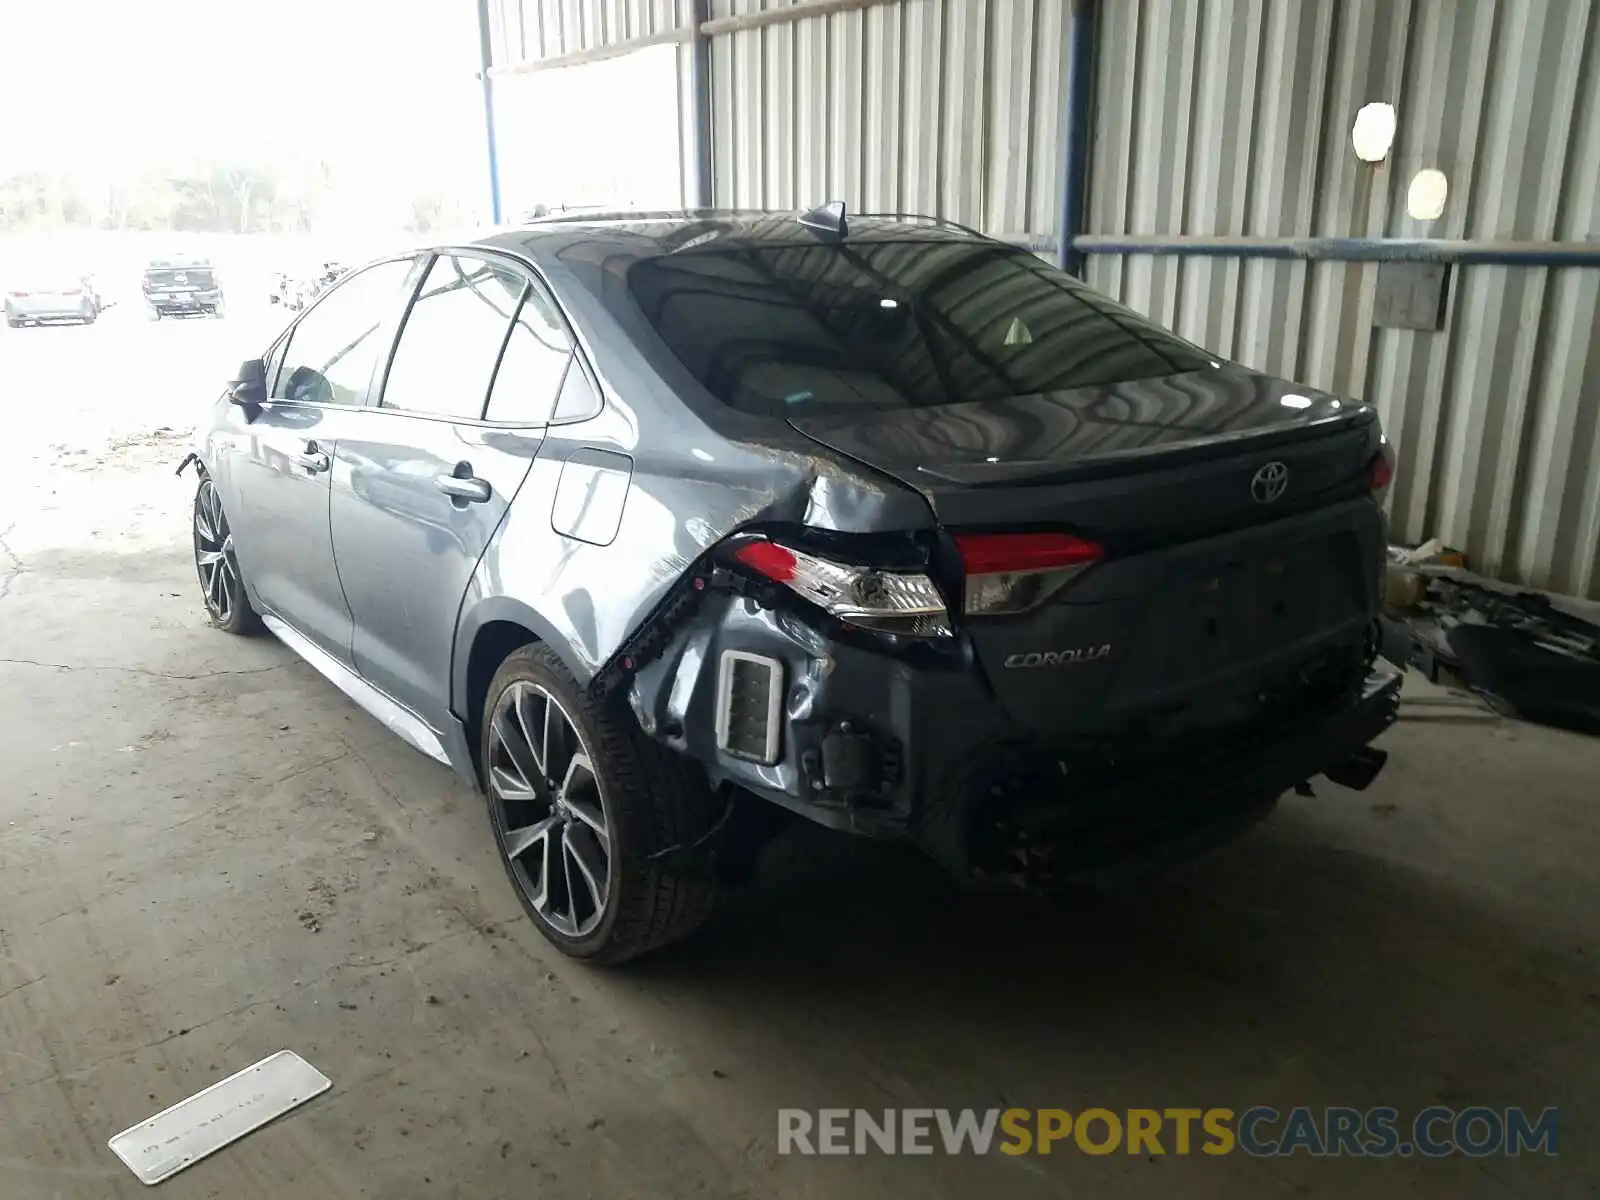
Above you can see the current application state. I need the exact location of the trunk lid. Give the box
[789,367,1387,739]
[786,366,1379,540]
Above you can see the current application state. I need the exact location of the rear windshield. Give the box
[625,240,1214,416]
[146,267,214,288]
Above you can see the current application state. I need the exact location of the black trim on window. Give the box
[260,253,426,409]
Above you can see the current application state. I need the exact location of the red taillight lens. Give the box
[956,532,1104,616]
[734,540,798,582]
[955,532,1104,575]
[733,538,952,637]
[5,290,26,299]
[1368,446,1395,492]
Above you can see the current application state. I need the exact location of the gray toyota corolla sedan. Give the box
[182,208,1403,963]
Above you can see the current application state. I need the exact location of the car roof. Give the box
[476,209,990,261]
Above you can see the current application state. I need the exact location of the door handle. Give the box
[436,473,491,503]
[293,445,330,473]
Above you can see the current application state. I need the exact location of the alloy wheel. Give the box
[488,681,612,939]
[193,479,240,624]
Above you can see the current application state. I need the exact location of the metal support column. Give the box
[690,0,715,208]
[475,0,504,224]
[1057,0,1097,276]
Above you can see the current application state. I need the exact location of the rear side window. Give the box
[381,255,527,420]
[273,258,415,405]
[484,288,576,424]
[625,241,1214,416]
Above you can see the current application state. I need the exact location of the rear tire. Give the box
[481,644,719,965]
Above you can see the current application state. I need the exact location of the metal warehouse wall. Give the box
[1086,0,1600,599]
[483,0,1600,599]
[485,0,1070,241]
[707,0,1066,241]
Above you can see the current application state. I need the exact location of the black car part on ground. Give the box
[1403,577,1600,735]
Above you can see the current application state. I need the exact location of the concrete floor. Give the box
[1,311,1597,1199]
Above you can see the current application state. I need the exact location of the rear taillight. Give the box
[5,290,26,299]
[1368,442,1396,501]
[733,539,953,638]
[63,287,81,296]
[955,532,1104,616]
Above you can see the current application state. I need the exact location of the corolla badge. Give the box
[1251,461,1289,504]
[1003,645,1112,668]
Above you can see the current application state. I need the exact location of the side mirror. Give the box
[228,358,268,415]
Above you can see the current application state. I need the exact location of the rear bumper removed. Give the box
[619,574,1402,883]
[946,662,1402,886]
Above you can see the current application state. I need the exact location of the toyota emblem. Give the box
[1250,461,1289,504]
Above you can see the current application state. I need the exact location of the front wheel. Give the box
[193,476,262,634]
[481,645,718,965]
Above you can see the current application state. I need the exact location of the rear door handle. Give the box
[436,473,491,503]
[293,442,330,473]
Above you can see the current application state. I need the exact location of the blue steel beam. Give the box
[475,0,503,224]
[1057,0,1098,277]
[1072,235,1600,267]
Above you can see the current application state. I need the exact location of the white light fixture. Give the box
[1407,168,1449,221]
[1280,393,1314,410]
[1351,102,1397,163]
[880,297,899,309]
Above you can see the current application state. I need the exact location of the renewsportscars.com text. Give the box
[778,1106,1558,1158]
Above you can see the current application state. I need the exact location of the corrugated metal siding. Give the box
[710,0,1067,239]
[487,0,687,62]
[1088,0,1600,598]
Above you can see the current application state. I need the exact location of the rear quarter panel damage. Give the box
[448,403,936,722]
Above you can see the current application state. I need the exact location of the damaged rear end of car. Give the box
[548,215,1405,892]
[609,481,1400,890]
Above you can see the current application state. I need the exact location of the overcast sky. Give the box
[0,0,483,191]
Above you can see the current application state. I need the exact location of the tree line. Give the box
[0,161,474,234]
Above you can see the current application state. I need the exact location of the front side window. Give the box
[484,287,576,424]
[273,258,416,406]
[624,241,1215,416]
[381,255,528,420]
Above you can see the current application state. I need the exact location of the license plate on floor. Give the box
[107,1050,331,1185]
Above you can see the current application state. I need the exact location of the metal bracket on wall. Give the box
[1373,262,1452,332]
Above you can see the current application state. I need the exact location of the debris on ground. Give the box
[1386,566,1600,736]
[1386,541,1469,611]
[1388,538,1469,570]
